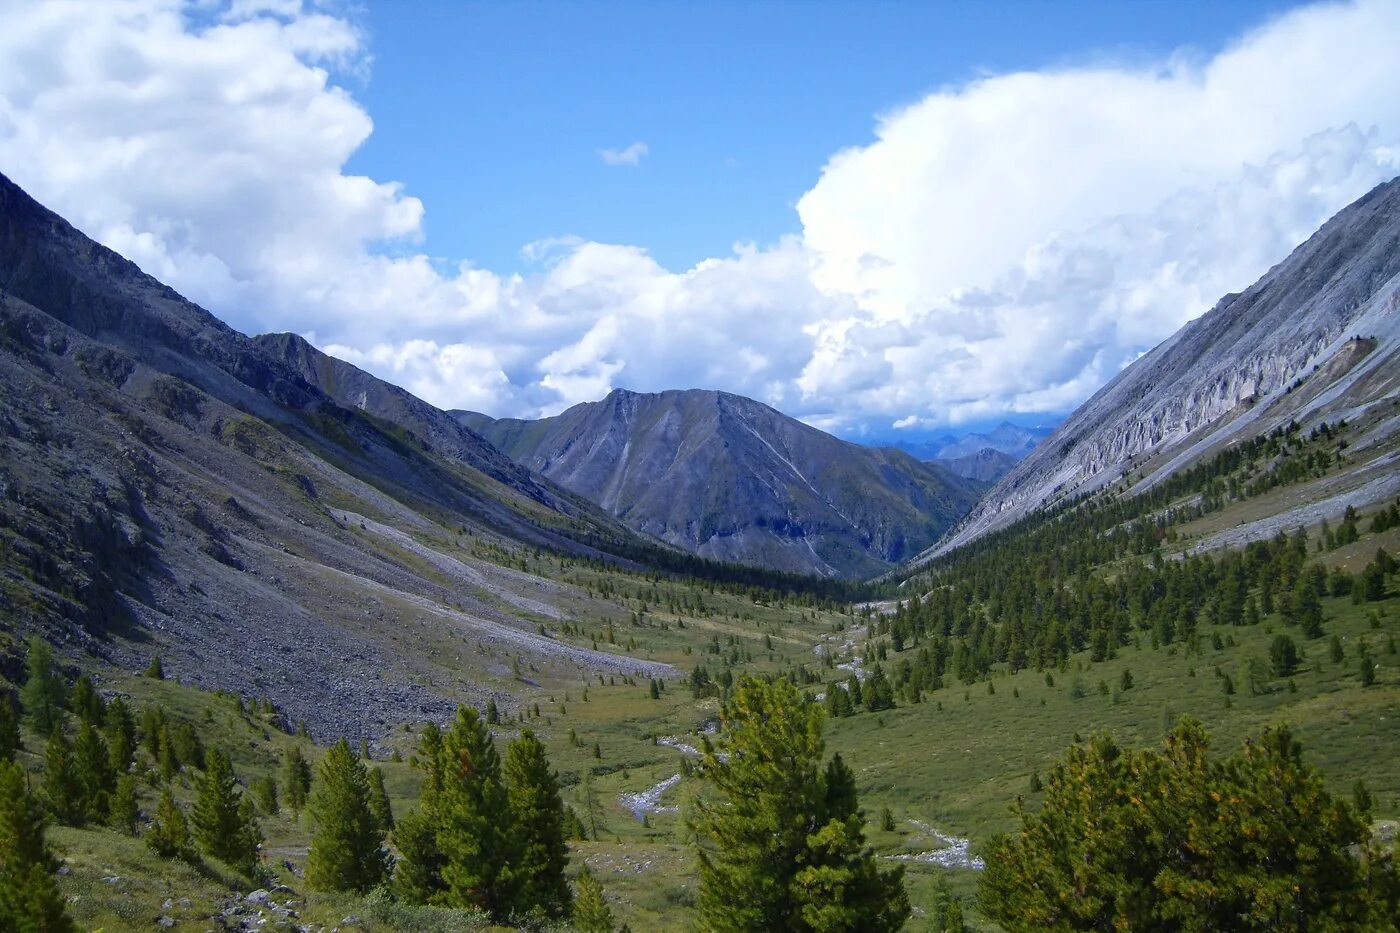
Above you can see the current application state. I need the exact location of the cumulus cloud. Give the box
[597,141,649,167]
[1,0,1399,434]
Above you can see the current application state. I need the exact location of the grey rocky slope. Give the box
[0,171,674,737]
[459,389,983,577]
[921,175,1400,562]
[938,447,1019,483]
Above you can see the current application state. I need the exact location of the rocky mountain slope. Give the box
[459,389,982,577]
[922,175,1400,562]
[0,171,676,737]
[938,447,1019,483]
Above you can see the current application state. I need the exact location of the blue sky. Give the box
[347,0,1299,275]
[3,0,1398,445]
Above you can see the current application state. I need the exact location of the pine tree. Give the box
[74,720,115,822]
[367,766,394,832]
[0,760,78,933]
[42,732,85,827]
[692,677,908,931]
[0,693,19,762]
[572,866,616,933]
[504,729,571,918]
[20,638,67,738]
[192,747,255,869]
[104,696,136,774]
[233,797,262,875]
[144,655,165,679]
[146,785,192,860]
[109,774,140,835]
[434,706,516,918]
[392,807,446,905]
[305,739,389,893]
[282,745,312,818]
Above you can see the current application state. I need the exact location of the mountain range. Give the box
[459,390,983,577]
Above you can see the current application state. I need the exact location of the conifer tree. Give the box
[282,745,312,818]
[144,655,165,679]
[109,774,140,835]
[42,732,85,827]
[0,760,77,933]
[392,807,446,905]
[146,785,192,860]
[21,638,67,738]
[104,696,136,773]
[69,674,104,726]
[0,693,19,762]
[74,720,115,822]
[692,676,907,931]
[251,775,279,816]
[504,729,571,918]
[305,739,389,893]
[233,797,262,875]
[572,866,615,933]
[367,766,394,832]
[434,706,516,918]
[192,747,256,869]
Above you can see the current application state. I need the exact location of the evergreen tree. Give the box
[367,766,394,832]
[233,797,262,876]
[0,693,19,762]
[692,677,907,931]
[392,807,447,905]
[434,706,516,918]
[69,674,104,726]
[0,760,77,933]
[281,745,312,818]
[979,719,1397,929]
[42,732,85,827]
[109,774,140,835]
[305,739,389,893]
[572,866,616,933]
[20,638,67,738]
[192,747,256,870]
[144,655,165,679]
[73,720,115,822]
[104,696,136,774]
[146,785,192,860]
[504,729,571,918]
[251,775,279,816]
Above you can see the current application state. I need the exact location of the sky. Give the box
[2,0,1399,445]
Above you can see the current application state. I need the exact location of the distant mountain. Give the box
[938,447,1019,483]
[921,175,1400,562]
[459,389,983,577]
[931,422,1054,460]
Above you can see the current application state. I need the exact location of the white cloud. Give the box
[597,141,648,167]
[1,0,1399,434]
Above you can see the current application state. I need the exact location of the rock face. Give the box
[0,170,672,738]
[459,389,983,578]
[921,175,1400,562]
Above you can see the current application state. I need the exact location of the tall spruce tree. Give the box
[20,638,67,738]
[367,766,394,832]
[692,676,908,931]
[504,729,571,918]
[0,760,77,933]
[434,706,516,918]
[104,696,136,774]
[305,739,389,893]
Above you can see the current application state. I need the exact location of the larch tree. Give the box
[20,638,66,738]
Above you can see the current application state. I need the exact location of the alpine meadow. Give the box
[3,1,1400,931]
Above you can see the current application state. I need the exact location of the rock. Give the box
[245,890,271,905]
[157,918,175,928]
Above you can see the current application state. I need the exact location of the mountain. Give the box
[458,389,983,577]
[0,171,681,738]
[938,447,1019,483]
[922,175,1400,562]
[931,422,1054,461]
